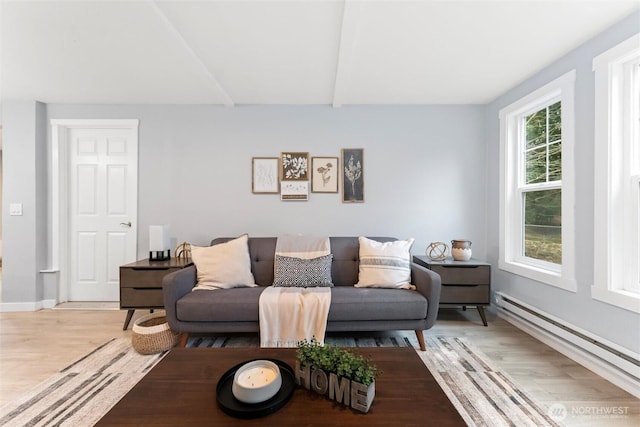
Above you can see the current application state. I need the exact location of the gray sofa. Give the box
[163,236,441,351]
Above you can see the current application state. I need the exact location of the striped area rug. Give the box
[0,338,165,427]
[0,333,561,427]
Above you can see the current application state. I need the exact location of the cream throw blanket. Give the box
[259,235,332,347]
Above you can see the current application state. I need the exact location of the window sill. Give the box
[591,287,640,314]
[499,259,577,292]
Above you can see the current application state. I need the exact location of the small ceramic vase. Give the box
[451,239,472,261]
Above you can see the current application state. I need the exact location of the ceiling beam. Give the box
[332,0,364,108]
[149,1,234,107]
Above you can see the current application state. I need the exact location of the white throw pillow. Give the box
[191,234,257,290]
[355,236,415,290]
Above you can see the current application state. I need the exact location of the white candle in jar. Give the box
[236,366,278,388]
[232,360,282,403]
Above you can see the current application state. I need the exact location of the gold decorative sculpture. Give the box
[426,242,448,261]
[175,242,192,260]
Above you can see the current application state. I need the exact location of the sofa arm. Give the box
[163,265,197,332]
[411,262,442,329]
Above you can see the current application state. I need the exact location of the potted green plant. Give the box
[294,338,380,413]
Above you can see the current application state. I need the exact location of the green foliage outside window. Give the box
[523,189,561,264]
[525,102,562,184]
[523,101,562,264]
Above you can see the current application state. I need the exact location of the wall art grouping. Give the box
[251,149,363,203]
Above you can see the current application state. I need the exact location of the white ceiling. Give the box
[1,0,639,107]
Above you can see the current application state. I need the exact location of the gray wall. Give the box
[1,101,47,303]
[485,11,640,353]
[46,105,487,254]
[2,104,487,304]
[1,140,3,243]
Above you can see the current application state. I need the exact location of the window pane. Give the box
[524,101,562,185]
[526,146,547,184]
[523,189,562,264]
[526,109,547,149]
[549,142,562,181]
[548,101,562,143]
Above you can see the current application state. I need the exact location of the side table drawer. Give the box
[431,265,490,285]
[120,288,164,308]
[120,268,179,288]
[440,284,490,304]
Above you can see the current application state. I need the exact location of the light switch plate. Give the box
[9,203,23,216]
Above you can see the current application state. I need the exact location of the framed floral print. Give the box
[280,180,309,201]
[342,148,364,203]
[252,157,279,194]
[281,152,309,181]
[311,156,339,193]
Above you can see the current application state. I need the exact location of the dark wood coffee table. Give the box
[96,347,465,426]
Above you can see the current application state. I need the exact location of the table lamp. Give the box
[149,225,170,261]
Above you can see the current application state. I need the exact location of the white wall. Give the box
[485,11,640,353]
[1,101,47,305]
[2,104,487,306]
[0,131,3,249]
[46,105,487,256]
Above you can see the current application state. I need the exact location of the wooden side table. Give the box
[413,255,491,326]
[119,258,193,330]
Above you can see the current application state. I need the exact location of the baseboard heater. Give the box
[494,291,640,398]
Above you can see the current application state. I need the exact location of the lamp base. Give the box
[149,250,170,262]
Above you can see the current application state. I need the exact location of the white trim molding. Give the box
[0,300,57,312]
[498,70,577,292]
[50,119,139,303]
[592,33,640,313]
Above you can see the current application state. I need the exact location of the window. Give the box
[523,101,562,265]
[499,70,576,291]
[593,34,640,313]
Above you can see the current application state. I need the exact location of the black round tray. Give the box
[216,358,295,419]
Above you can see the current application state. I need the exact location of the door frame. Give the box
[51,119,139,303]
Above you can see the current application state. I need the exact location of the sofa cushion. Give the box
[272,254,334,287]
[355,236,415,289]
[191,234,257,290]
[327,287,428,321]
[176,286,428,323]
[177,287,266,322]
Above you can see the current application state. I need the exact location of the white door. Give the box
[68,126,138,301]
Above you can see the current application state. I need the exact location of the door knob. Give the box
[120,221,132,227]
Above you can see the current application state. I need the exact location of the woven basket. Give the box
[131,311,180,355]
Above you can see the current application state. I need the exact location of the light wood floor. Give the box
[0,307,638,426]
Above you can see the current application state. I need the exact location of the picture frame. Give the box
[311,156,339,193]
[342,148,364,203]
[251,157,279,194]
[280,181,309,201]
[281,152,309,181]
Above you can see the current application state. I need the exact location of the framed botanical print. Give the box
[281,152,309,181]
[342,148,364,202]
[251,157,279,194]
[311,156,339,193]
[280,180,309,201]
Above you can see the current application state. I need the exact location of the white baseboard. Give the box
[0,299,58,312]
[497,307,640,399]
[42,299,57,309]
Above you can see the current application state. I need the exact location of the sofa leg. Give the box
[178,333,189,348]
[415,330,426,351]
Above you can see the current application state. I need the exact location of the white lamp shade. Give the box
[149,225,170,251]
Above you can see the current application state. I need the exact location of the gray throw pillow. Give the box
[272,254,334,287]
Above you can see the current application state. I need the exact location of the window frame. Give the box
[592,33,640,313]
[499,70,577,291]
